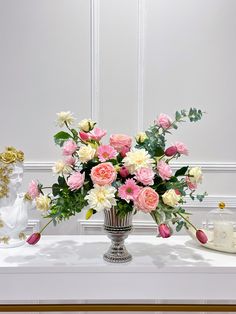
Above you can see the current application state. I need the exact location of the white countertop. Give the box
[0,235,236,301]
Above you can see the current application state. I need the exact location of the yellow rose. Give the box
[188,167,202,184]
[0,151,17,164]
[36,195,51,211]
[135,132,148,143]
[78,145,96,163]
[162,189,181,207]
[78,119,96,132]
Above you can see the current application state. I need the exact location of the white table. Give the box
[0,235,236,312]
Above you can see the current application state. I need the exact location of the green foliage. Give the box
[54,131,71,146]
[175,166,188,177]
[116,200,133,218]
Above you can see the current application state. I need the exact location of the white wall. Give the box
[0,0,236,236]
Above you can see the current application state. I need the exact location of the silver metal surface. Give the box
[103,207,133,263]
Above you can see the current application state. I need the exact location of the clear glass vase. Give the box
[103,207,133,263]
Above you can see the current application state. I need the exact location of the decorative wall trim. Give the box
[90,0,100,122]
[24,161,236,173]
[77,196,236,234]
[137,0,145,132]
[25,219,40,234]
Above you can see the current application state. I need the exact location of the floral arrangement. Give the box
[26,108,208,245]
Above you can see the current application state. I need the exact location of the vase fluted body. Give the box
[103,207,133,263]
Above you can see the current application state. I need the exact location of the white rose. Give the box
[78,145,96,163]
[78,119,96,132]
[162,189,181,207]
[52,160,72,175]
[56,111,75,127]
[188,167,202,184]
[36,195,51,211]
[135,132,148,143]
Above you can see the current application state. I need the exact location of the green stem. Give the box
[177,212,197,231]
[65,121,72,132]
[39,219,53,234]
[41,187,52,190]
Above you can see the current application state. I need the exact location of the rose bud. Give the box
[120,145,130,158]
[158,224,171,238]
[79,131,90,141]
[119,166,129,178]
[196,230,208,244]
[165,146,178,157]
[26,232,41,245]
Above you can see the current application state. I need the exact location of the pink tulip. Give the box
[120,145,130,158]
[79,131,91,141]
[165,146,177,157]
[158,224,171,238]
[196,230,208,244]
[27,233,41,245]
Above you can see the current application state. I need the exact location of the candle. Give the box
[213,221,234,248]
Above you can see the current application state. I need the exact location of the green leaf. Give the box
[176,220,184,232]
[58,176,67,187]
[86,208,94,220]
[175,111,182,121]
[54,131,72,146]
[175,166,188,177]
[155,147,165,157]
[52,183,60,197]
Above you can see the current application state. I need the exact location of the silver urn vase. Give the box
[103,207,133,263]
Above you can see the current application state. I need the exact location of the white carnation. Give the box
[123,148,154,174]
[52,160,72,175]
[85,184,117,212]
[56,111,75,127]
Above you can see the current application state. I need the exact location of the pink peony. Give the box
[158,224,171,238]
[165,146,178,157]
[27,180,40,199]
[186,176,197,190]
[175,141,188,155]
[196,230,208,244]
[135,167,155,186]
[67,172,85,191]
[62,139,77,156]
[27,232,41,245]
[97,145,117,162]
[91,162,117,186]
[79,131,91,141]
[156,113,172,129]
[109,134,132,153]
[64,156,76,166]
[118,179,140,202]
[135,187,159,213]
[90,127,107,141]
[119,166,129,178]
[157,161,172,180]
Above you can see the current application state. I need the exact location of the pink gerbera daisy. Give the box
[97,145,117,162]
[118,179,140,202]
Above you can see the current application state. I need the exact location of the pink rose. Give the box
[79,131,91,142]
[27,180,40,199]
[165,146,177,157]
[135,167,155,186]
[135,187,159,213]
[67,172,85,191]
[175,141,188,155]
[120,145,131,158]
[158,224,171,238]
[91,162,117,186]
[156,113,172,129]
[62,139,77,156]
[110,134,132,153]
[64,156,76,166]
[157,161,172,180]
[119,166,129,178]
[90,128,107,141]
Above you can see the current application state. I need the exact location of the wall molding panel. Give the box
[24,161,236,173]
[137,0,146,132]
[25,219,41,234]
[90,0,100,122]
